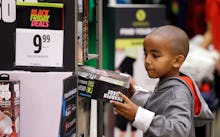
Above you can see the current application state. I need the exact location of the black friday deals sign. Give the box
[15,2,64,68]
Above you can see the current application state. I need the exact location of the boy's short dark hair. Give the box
[149,25,189,58]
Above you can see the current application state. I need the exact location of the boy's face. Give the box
[143,35,179,80]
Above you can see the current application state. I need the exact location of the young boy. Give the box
[110,25,214,137]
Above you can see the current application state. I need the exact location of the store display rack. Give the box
[0,0,104,137]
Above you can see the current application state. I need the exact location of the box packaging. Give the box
[77,65,131,102]
[59,74,77,137]
[0,75,20,137]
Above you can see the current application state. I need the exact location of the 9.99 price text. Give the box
[33,34,50,53]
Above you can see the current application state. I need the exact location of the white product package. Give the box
[180,35,219,84]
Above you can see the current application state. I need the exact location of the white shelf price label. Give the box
[15,28,64,67]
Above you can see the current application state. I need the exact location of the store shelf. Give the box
[75,0,103,137]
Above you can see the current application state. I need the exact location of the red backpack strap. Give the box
[179,76,201,115]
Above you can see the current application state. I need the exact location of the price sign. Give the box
[15,2,64,68]
[15,28,63,67]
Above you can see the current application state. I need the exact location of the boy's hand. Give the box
[126,83,135,98]
[110,92,138,121]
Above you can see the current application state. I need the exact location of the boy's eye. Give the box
[152,53,159,58]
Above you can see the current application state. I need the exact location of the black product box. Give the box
[0,74,20,137]
[77,65,131,102]
[59,74,77,137]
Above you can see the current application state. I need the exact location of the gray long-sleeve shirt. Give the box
[131,74,196,137]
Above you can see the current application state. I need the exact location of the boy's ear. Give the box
[173,55,185,68]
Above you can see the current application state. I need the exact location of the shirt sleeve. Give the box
[130,86,152,106]
[132,106,155,132]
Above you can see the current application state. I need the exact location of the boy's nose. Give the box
[144,56,151,65]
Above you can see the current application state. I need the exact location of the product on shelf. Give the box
[59,75,77,137]
[0,74,20,137]
[77,65,131,102]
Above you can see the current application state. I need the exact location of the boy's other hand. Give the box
[110,92,138,121]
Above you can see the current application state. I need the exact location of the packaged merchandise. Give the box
[77,65,131,102]
[59,75,77,137]
[0,74,20,137]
